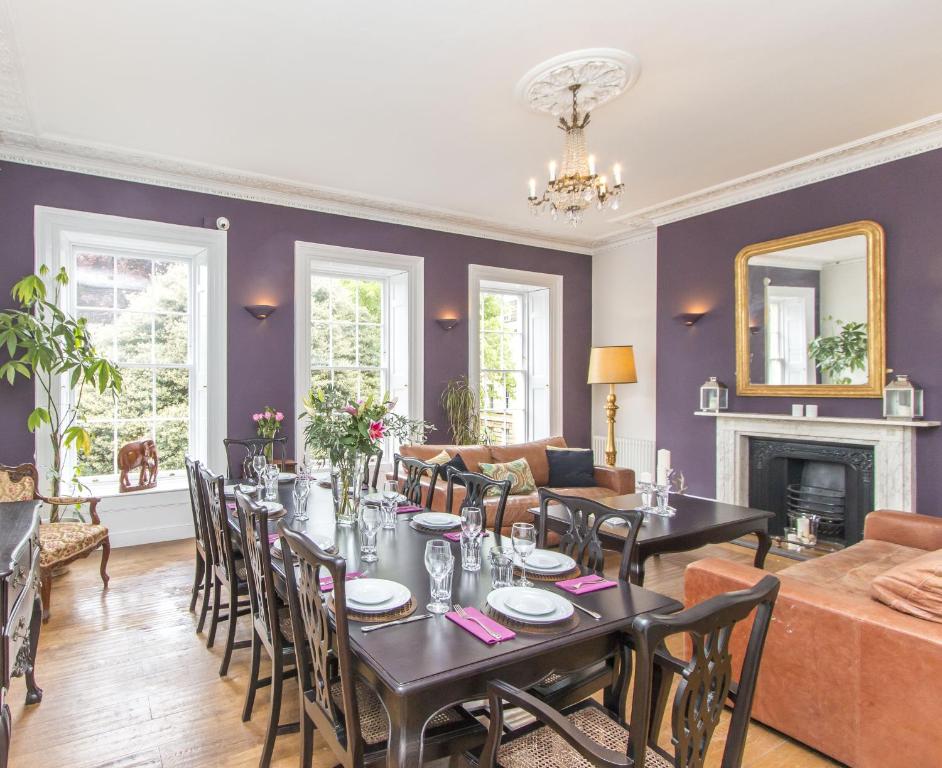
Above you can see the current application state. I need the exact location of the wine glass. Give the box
[424,540,454,614]
[252,454,267,489]
[381,480,400,529]
[460,506,484,571]
[293,477,311,522]
[511,522,536,588]
[359,502,381,563]
[461,506,483,539]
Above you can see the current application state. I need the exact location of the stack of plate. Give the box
[343,579,411,615]
[363,491,407,505]
[411,512,462,531]
[515,549,576,577]
[260,500,286,519]
[486,587,573,625]
[271,533,333,559]
[278,472,297,483]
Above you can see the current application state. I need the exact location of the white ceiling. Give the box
[2,0,942,250]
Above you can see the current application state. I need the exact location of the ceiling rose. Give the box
[515,48,641,116]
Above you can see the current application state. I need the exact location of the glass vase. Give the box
[331,451,367,527]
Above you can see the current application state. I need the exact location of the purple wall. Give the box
[657,148,942,515]
[0,161,592,466]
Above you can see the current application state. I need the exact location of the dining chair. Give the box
[223,437,289,480]
[197,465,251,675]
[444,468,512,535]
[362,449,383,491]
[184,456,214,632]
[234,491,298,768]
[279,526,484,768]
[0,462,110,623]
[395,455,441,508]
[476,575,781,768]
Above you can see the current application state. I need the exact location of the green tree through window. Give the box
[480,291,526,445]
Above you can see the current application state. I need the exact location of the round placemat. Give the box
[328,594,417,624]
[483,604,580,635]
[513,565,581,582]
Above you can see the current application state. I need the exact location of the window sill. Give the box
[83,475,188,500]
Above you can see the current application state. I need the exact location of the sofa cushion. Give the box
[443,452,468,476]
[780,539,928,599]
[426,450,452,465]
[399,444,491,473]
[479,458,536,495]
[546,447,596,487]
[871,548,942,623]
[489,436,566,486]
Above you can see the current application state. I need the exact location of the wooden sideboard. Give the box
[0,501,43,768]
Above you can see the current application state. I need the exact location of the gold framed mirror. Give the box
[735,220,885,397]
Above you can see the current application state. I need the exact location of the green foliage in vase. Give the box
[0,265,122,513]
[808,318,868,385]
[441,375,484,445]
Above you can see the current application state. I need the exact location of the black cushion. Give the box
[444,453,468,477]
[546,448,596,487]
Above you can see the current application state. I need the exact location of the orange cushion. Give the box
[489,436,567,487]
[871,548,942,623]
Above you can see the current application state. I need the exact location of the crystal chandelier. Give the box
[527,84,624,226]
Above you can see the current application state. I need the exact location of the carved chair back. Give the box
[445,469,511,534]
[223,436,288,480]
[198,465,238,585]
[184,456,210,552]
[396,455,441,508]
[280,525,366,765]
[234,491,283,649]
[0,463,38,503]
[362,449,383,491]
[626,574,781,768]
[537,489,643,577]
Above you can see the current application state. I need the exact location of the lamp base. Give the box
[604,384,619,467]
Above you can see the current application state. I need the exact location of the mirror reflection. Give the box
[748,235,868,386]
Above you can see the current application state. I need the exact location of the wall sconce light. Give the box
[749,325,762,335]
[245,304,276,320]
[436,317,460,331]
[676,312,705,327]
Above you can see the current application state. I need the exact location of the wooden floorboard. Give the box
[8,538,842,767]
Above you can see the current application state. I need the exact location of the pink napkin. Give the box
[446,606,515,644]
[554,574,617,595]
[443,531,491,542]
[226,501,237,512]
[396,504,423,514]
[267,533,279,544]
[319,571,363,592]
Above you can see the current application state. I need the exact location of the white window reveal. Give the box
[469,265,562,446]
[294,243,423,460]
[34,207,227,491]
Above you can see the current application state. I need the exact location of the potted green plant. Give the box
[0,266,122,519]
[441,375,483,445]
[808,318,868,385]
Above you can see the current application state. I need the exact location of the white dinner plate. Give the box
[260,501,285,518]
[515,549,576,575]
[412,512,461,530]
[486,587,574,625]
[278,472,297,482]
[343,579,411,614]
[363,491,407,505]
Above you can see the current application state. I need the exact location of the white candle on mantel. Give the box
[528,178,536,198]
[656,449,671,486]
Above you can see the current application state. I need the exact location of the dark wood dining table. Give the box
[226,482,681,768]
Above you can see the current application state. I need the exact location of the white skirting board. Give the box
[592,436,656,476]
[93,485,193,548]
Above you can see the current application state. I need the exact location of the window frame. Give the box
[479,287,530,446]
[33,206,227,493]
[468,264,563,444]
[294,242,424,462]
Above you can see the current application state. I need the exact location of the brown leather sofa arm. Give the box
[863,509,942,551]
[593,465,634,495]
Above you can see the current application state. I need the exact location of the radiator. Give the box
[592,436,656,475]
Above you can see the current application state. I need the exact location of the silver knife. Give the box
[361,613,433,633]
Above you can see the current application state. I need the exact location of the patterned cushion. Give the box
[496,704,671,768]
[38,522,108,568]
[425,450,453,465]
[478,458,536,495]
[0,470,35,503]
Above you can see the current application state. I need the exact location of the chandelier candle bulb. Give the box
[528,178,536,199]
[613,164,622,186]
[549,160,557,182]
[588,155,596,176]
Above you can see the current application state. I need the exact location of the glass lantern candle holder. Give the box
[883,374,923,420]
[699,377,729,412]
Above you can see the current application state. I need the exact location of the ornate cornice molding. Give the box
[0,0,32,134]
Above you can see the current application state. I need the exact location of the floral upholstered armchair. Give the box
[0,463,110,622]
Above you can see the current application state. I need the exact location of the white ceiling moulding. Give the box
[594,112,942,252]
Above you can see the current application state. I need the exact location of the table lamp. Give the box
[587,345,637,466]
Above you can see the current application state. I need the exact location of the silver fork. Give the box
[454,603,502,641]
[568,576,607,590]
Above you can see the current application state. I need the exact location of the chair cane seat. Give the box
[38,522,109,568]
[496,704,672,768]
[329,678,464,746]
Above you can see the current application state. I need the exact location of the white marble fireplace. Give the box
[697,411,940,512]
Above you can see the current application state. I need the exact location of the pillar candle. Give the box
[656,449,671,486]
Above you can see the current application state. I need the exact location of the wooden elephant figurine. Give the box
[118,439,159,492]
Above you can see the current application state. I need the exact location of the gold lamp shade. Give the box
[588,345,637,467]
[587,345,637,384]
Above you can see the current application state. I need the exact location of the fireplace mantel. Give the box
[697,411,939,512]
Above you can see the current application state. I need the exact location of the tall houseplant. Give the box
[808,318,868,385]
[441,375,482,445]
[0,266,122,518]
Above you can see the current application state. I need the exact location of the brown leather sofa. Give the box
[394,436,634,534]
[684,510,942,768]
